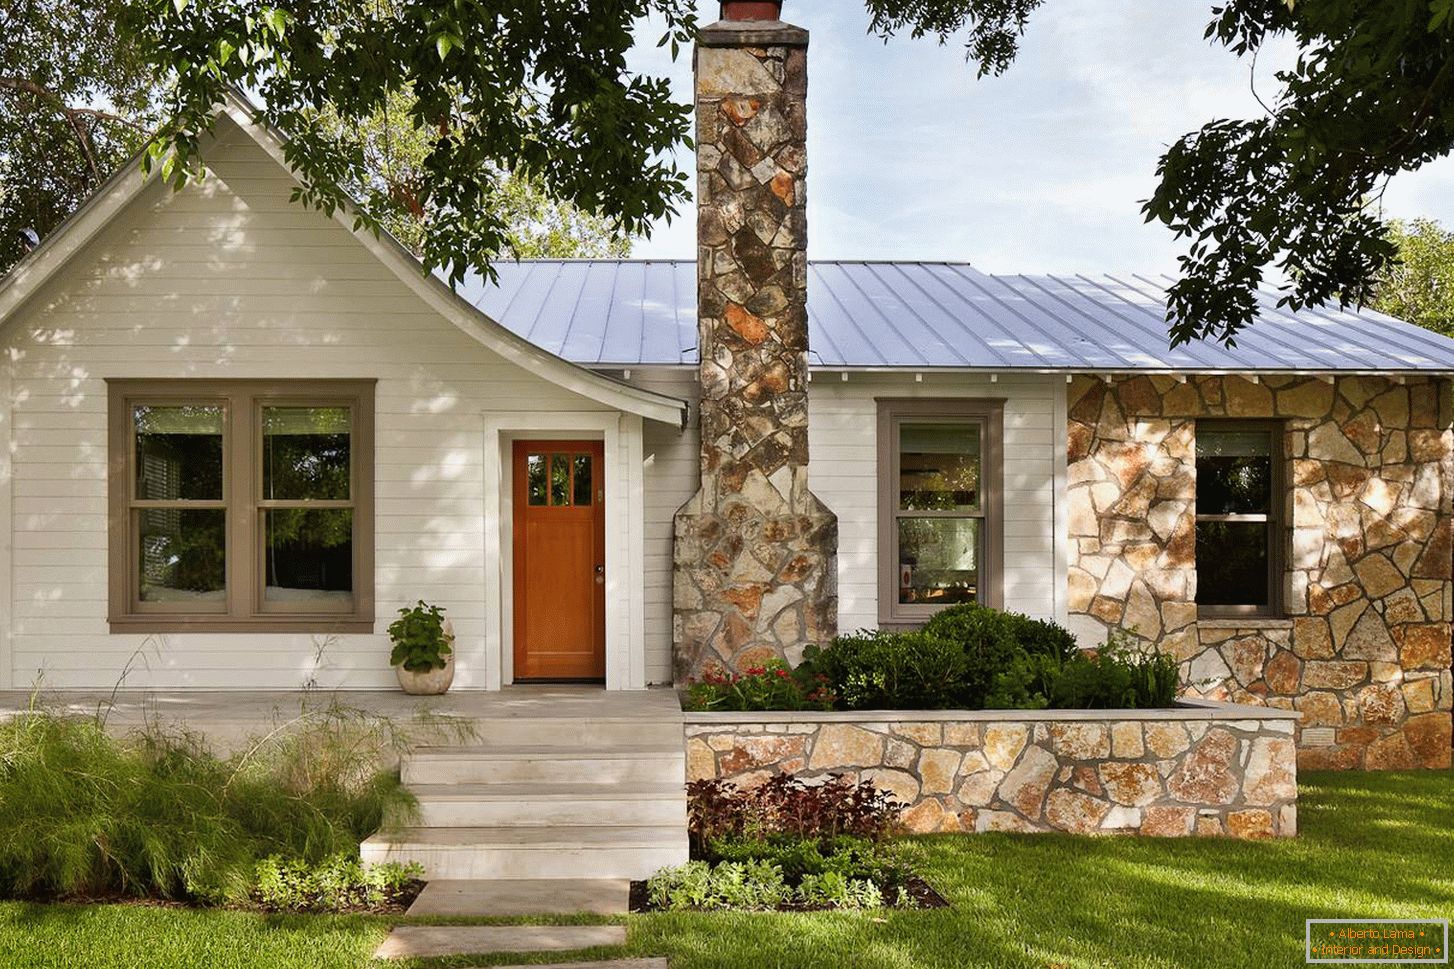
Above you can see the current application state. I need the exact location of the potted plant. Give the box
[388,600,455,695]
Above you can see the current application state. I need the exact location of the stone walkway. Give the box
[376,877,655,965]
[406,878,630,916]
[374,924,626,960]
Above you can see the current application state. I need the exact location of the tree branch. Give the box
[0,76,149,134]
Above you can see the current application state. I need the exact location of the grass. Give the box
[1,770,1450,969]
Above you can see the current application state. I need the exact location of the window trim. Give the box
[876,397,1005,625]
[1193,418,1285,619]
[107,379,376,633]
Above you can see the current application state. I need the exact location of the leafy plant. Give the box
[686,774,902,855]
[252,853,420,913]
[1045,632,1181,710]
[683,661,835,712]
[800,630,969,710]
[796,870,884,909]
[387,601,452,673]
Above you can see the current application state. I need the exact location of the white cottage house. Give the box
[0,4,1451,779]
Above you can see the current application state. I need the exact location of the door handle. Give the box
[594,564,605,585]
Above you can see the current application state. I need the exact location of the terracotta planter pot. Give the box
[393,619,456,695]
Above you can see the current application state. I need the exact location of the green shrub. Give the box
[800,630,968,709]
[388,600,452,673]
[0,705,416,903]
[252,853,420,912]
[1047,634,1181,709]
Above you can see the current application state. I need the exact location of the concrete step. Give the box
[405,878,630,916]
[374,924,626,960]
[412,782,686,827]
[461,717,683,749]
[362,825,689,880]
[403,745,685,786]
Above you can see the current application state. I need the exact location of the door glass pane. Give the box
[573,454,593,506]
[527,454,547,505]
[264,509,353,603]
[261,406,351,500]
[550,454,570,506]
[899,422,981,511]
[134,405,224,501]
[138,508,226,603]
[897,517,981,605]
[1197,428,1272,515]
[1196,521,1269,606]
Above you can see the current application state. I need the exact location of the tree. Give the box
[0,1,634,277]
[19,1,1453,346]
[1370,219,1454,338]
[0,0,159,272]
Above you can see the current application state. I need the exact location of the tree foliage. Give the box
[0,0,639,277]
[0,0,159,271]
[1144,1,1454,346]
[125,0,690,285]
[9,0,1454,348]
[1370,218,1454,338]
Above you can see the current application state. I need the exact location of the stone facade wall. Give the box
[1067,374,1454,770]
[685,705,1299,838]
[673,19,837,680]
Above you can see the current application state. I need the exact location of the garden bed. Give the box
[685,700,1301,837]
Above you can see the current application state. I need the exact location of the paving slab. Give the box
[407,878,631,916]
[374,924,626,960]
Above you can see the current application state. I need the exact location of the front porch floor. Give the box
[0,685,684,752]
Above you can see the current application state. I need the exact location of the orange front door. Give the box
[512,440,606,681]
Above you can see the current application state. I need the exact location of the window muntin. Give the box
[878,400,1004,623]
[523,448,597,507]
[1195,423,1281,614]
[109,381,374,631]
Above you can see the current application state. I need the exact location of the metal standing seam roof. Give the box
[448,260,1454,373]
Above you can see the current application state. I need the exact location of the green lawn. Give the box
[2,771,1450,969]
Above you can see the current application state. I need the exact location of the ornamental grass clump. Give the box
[0,701,416,904]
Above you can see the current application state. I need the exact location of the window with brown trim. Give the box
[107,380,375,632]
[877,398,1004,625]
[1194,420,1284,617]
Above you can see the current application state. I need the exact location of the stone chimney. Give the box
[673,1,838,679]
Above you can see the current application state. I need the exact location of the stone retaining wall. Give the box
[1066,374,1453,770]
[685,702,1300,838]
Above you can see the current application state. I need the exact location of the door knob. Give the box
[594,564,605,585]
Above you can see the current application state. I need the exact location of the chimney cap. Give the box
[721,1,783,20]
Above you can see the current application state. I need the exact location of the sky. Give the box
[626,0,1454,272]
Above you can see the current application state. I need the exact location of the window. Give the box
[108,380,375,631]
[1194,422,1283,616]
[877,399,1004,624]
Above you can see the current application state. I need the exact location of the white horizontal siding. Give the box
[1,122,636,691]
[622,368,1065,657]
[630,370,700,685]
[806,372,1063,632]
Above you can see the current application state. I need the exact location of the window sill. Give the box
[1195,616,1293,630]
[109,617,377,635]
